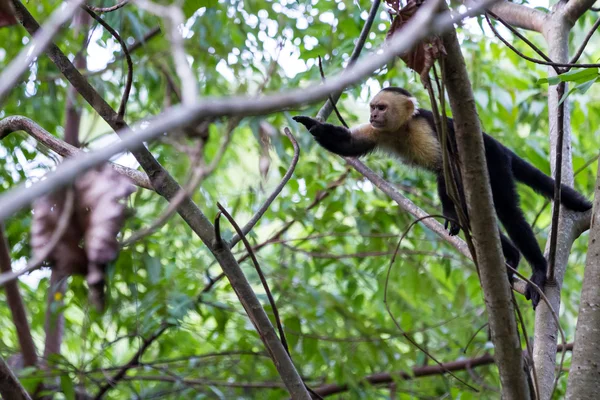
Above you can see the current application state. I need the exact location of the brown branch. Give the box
[315,354,494,397]
[217,203,291,355]
[0,225,37,367]
[562,0,597,25]
[547,82,566,283]
[0,116,152,189]
[314,343,575,397]
[93,324,170,400]
[0,356,31,400]
[483,0,546,32]
[82,5,133,120]
[211,210,311,399]
[439,1,530,396]
[569,16,600,65]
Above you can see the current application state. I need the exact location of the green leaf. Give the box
[60,374,75,400]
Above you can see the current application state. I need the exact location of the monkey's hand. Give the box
[525,271,546,309]
[293,116,322,135]
[444,219,460,236]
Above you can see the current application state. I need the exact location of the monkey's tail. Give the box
[511,154,592,212]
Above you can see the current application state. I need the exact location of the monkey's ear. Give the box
[293,116,319,130]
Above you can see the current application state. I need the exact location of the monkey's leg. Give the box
[492,173,546,307]
[436,174,460,235]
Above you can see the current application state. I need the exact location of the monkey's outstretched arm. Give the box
[294,116,377,157]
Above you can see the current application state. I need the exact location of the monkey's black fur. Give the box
[294,89,592,308]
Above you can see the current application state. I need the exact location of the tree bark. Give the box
[533,3,583,398]
[565,157,600,399]
[0,225,37,367]
[439,4,530,398]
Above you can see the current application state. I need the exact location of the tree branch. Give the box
[565,157,600,398]
[0,356,30,400]
[484,0,547,32]
[0,0,496,221]
[94,324,170,399]
[0,225,37,367]
[314,343,574,397]
[0,0,87,103]
[562,0,597,25]
[0,116,152,189]
[439,2,529,397]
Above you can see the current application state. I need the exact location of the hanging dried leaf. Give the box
[75,165,135,308]
[31,165,135,311]
[258,120,275,180]
[385,0,446,81]
[31,191,87,275]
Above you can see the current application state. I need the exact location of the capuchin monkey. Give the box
[293,87,592,308]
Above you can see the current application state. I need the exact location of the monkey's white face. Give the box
[369,99,389,129]
[369,90,416,132]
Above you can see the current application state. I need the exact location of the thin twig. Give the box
[316,0,382,121]
[506,264,568,380]
[569,16,600,65]
[488,11,553,63]
[93,324,170,400]
[512,292,540,400]
[39,26,161,82]
[87,0,128,13]
[122,123,234,247]
[217,203,290,354]
[229,128,300,247]
[487,11,600,71]
[547,82,566,283]
[384,214,478,392]
[462,322,489,354]
[317,56,349,128]
[0,189,75,287]
[82,6,133,120]
[0,0,87,103]
[485,13,559,75]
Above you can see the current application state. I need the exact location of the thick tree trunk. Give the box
[565,161,600,399]
[439,4,530,398]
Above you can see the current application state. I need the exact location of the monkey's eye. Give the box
[377,105,386,111]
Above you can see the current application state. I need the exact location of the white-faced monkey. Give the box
[293,87,592,308]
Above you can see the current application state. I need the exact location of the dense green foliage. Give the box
[1,0,600,398]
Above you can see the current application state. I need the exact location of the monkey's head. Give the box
[369,87,418,132]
